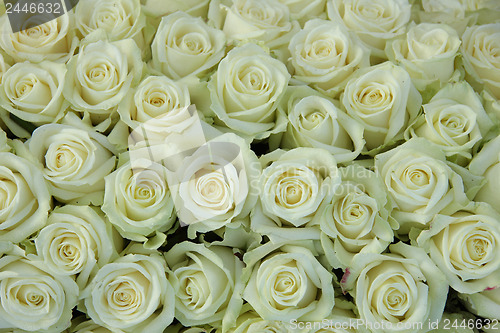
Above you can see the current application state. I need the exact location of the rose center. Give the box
[300,110,325,130]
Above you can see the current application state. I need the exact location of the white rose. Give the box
[327,0,411,59]
[33,205,122,289]
[0,243,79,333]
[278,0,326,24]
[406,82,493,162]
[75,0,146,48]
[72,319,125,333]
[0,12,78,63]
[242,241,335,321]
[341,242,448,333]
[23,124,117,205]
[316,164,396,269]
[102,158,176,244]
[0,61,68,129]
[252,148,341,243]
[118,75,194,145]
[83,247,175,333]
[209,0,298,58]
[218,305,294,333]
[151,11,226,79]
[165,242,244,330]
[288,19,370,97]
[0,153,51,243]
[208,43,290,140]
[417,203,500,294]
[341,61,421,152]
[0,128,10,152]
[468,135,500,213]
[459,286,500,320]
[0,52,10,83]
[278,86,365,163]
[64,39,143,115]
[375,138,470,234]
[461,23,500,99]
[386,23,461,90]
[168,133,260,238]
[142,0,211,19]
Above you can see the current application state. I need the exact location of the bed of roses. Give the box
[0,0,500,332]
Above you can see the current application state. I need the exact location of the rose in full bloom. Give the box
[0,153,51,243]
[341,61,421,151]
[0,243,79,332]
[468,135,500,213]
[316,163,396,268]
[0,12,78,63]
[278,86,365,163]
[0,61,68,131]
[251,147,341,242]
[75,0,146,48]
[33,205,122,289]
[82,245,175,332]
[22,124,117,205]
[416,202,500,294]
[327,0,411,59]
[278,0,326,24]
[375,138,469,234]
[151,11,226,79]
[341,242,448,333]
[288,19,370,97]
[242,241,335,321]
[461,23,500,99]
[64,39,143,116]
[102,158,176,244]
[165,242,244,330]
[118,75,194,145]
[386,22,461,90]
[209,0,298,59]
[167,133,260,238]
[406,82,493,162]
[208,43,290,139]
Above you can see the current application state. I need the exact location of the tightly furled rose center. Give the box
[274,168,316,209]
[45,141,89,179]
[192,168,234,212]
[126,169,165,208]
[449,223,495,270]
[83,59,120,93]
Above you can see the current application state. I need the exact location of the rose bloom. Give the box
[375,138,469,234]
[118,75,195,145]
[208,43,290,140]
[33,205,122,289]
[0,243,79,332]
[341,61,421,151]
[151,11,226,79]
[102,158,176,244]
[277,86,365,163]
[242,241,335,321]
[251,148,341,242]
[165,242,244,330]
[0,61,68,132]
[288,19,370,98]
[316,164,396,269]
[278,0,326,24]
[0,12,78,63]
[64,39,143,116]
[327,0,411,59]
[75,0,146,48]
[468,135,500,213]
[23,124,117,205]
[416,203,500,294]
[386,22,461,90]
[82,246,175,333]
[462,23,500,99]
[209,0,298,59]
[406,82,493,163]
[341,242,448,333]
[167,133,260,238]
[0,153,51,243]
